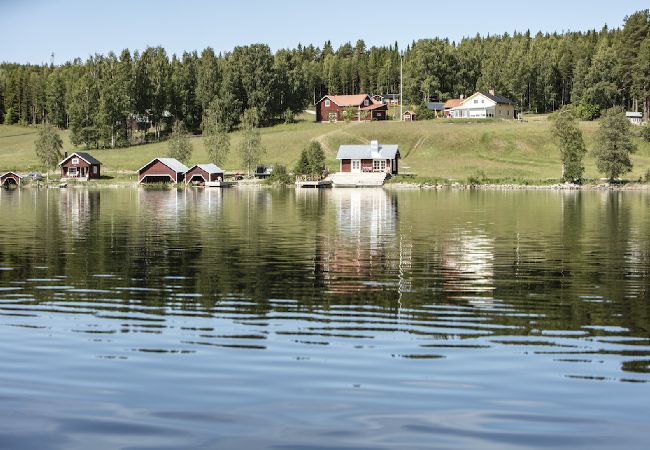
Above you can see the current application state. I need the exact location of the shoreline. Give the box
[6,179,650,191]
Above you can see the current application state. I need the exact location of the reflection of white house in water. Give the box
[443,231,495,295]
[59,190,100,238]
[320,189,400,294]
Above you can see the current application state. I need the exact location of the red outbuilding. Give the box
[137,158,189,183]
[185,164,225,184]
[1,172,22,187]
[315,94,388,122]
[59,152,102,179]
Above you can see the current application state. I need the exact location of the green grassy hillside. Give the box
[1,114,649,183]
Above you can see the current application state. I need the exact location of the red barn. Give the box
[59,152,102,179]
[1,172,22,187]
[138,158,189,183]
[185,164,225,184]
[315,94,388,122]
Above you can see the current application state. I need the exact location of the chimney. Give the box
[489,89,496,96]
[64,151,68,158]
[370,140,379,151]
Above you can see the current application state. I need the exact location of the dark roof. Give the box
[481,92,515,105]
[427,102,445,111]
[59,152,102,166]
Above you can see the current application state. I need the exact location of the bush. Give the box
[575,101,600,121]
[415,104,435,120]
[266,164,293,185]
[640,124,650,143]
[282,109,296,124]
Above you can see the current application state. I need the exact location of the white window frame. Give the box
[373,160,386,172]
[68,167,77,176]
[324,99,331,107]
[71,158,79,165]
[93,166,98,174]
[363,99,369,106]
[351,160,361,172]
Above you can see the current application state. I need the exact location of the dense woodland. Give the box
[1,10,649,150]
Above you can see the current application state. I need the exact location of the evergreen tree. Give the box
[551,106,587,182]
[167,120,193,164]
[592,107,637,181]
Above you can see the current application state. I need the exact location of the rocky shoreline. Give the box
[385,182,650,191]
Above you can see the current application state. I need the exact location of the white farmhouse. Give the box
[449,90,516,119]
[626,112,643,125]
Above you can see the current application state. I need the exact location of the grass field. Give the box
[1,113,649,183]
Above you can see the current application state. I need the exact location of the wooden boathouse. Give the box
[1,172,22,187]
[185,164,225,184]
[138,158,189,183]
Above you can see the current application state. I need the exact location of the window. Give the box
[351,160,361,171]
[481,99,485,104]
[93,166,98,174]
[474,99,478,104]
[68,167,77,176]
[71,158,79,165]
[363,99,369,106]
[324,99,331,107]
[373,160,386,171]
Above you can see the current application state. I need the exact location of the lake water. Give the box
[0,187,649,449]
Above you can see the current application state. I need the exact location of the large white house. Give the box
[449,90,516,119]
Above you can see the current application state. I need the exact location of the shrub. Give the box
[282,109,296,124]
[415,104,435,120]
[266,164,293,185]
[640,124,650,143]
[575,101,600,121]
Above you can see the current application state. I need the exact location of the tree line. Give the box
[1,9,649,149]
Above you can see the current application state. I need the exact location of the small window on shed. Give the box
[325,99,331,107]
[72,158,79,165]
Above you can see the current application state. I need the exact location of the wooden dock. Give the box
[205,181,235,188]
[295,179,333,188]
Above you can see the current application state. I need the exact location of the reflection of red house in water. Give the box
[315,94,388,122]
[314,189,401,295]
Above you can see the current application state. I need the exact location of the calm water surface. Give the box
[0,187,649,449]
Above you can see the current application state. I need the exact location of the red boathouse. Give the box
[1,172,22,187]
[138,158,189,183]
[185,164,225,184]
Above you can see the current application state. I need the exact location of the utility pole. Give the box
[400,54,403,121]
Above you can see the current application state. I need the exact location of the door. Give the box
[351,160,361,173]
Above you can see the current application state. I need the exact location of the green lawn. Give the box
[1,114,649,183]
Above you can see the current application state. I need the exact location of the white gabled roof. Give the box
[1,171,22,178]
[626,112,643,118]
[336,141,399,160]
[190,163,224,174]
[138,157,189,174]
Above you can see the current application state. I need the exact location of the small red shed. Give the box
[185,164,225,184]
[59,152,102,179]
[403,110,416,121]
[1,172,22,187]
[138,158,189,183]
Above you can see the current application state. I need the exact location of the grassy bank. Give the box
[1,114,649,183]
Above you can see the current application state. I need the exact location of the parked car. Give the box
[254,165,273,179]
[25,172,44,181]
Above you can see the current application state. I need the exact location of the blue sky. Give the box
[1,0,648,64]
